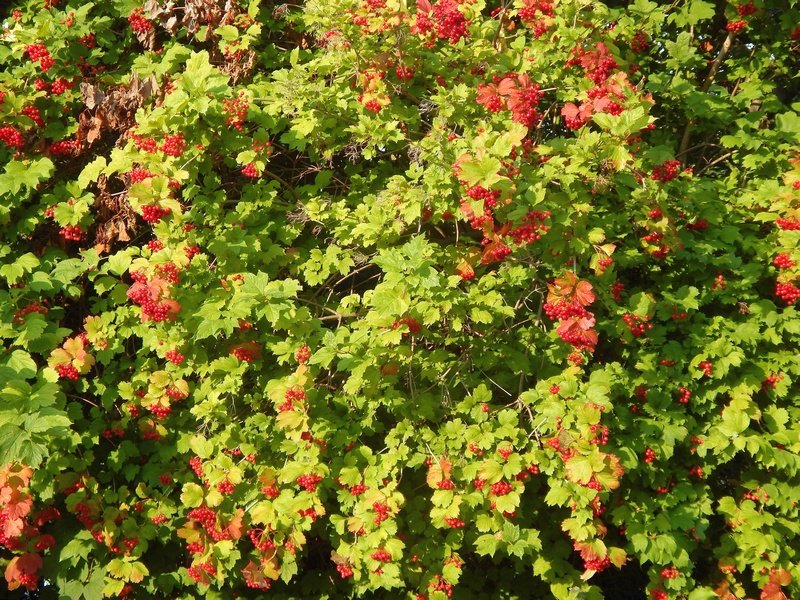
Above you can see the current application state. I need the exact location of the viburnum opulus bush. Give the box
[1,0,799,597]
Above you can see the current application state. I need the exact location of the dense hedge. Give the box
[1,0,799,598]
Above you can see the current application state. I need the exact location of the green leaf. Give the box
[776,112,800,135]
[475,533,499,557]
[181,483,205,508]
[1,350,37,379]
[0,158,54,199]
[459,155,504,188]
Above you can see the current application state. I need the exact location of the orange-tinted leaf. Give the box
[497,77,517,96]
[573,280,595,306]
[426,457,452,488]
[5,553,42,590]
[225,508,245,540]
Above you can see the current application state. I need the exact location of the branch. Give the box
[678,31,735,157]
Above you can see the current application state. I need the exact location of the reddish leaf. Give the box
[573,280,595,306]
[417,0,433,15]
[5,553,42,591]
[497,77,518,96]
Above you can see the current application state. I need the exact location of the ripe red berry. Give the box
[160,134,186,157]
[128,7,154,34]
[0,126,25,151]
[141,204,171,223]
[296,473,323,492]
[165,349,185,365]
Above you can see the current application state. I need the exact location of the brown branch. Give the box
[678,31,736,157]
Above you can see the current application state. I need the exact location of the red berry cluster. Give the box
[56,363,80,380]
[187,507,230,542]
[165,349,185,365]
[489,481,512,496]
[677,387,691,404]
[79,33,97,47]
[370,548,392,562]
[395,65,414,80]
[611,282,625,302]
[688,466,703,478]
[630,31,649,53]
[132,133,158,153]
[508,82,544,128]
[126,274,180,322]
[518,0,554,20]
[22,105,44,128]
[187,561,216,584]
[185,245,201,260]
[567,43,618,84]
[761,372,783,390]
[217,479,235,495]
[261,484,279,498]
[128,7,154,34]
[775,281,800,304]
[222,92,249,130]
[295,344,311,364]
[129,168,155,183]
[160,134,186,157]
[698,361,713,376]
[147,238,163,252]
[427,0,469,44]
[773,253,796,269]
[186,541,205,555]
[360,96,383,113]
[589,424,609,445]
[651,160,682,183]
[392,315,421,334]
[0,126,25,151]
[166,385,186,400]
[13,301,49,324]
[296,474,323,492]
[59,225,83,241]
[141,204,170,223]
[583,556,611,572]
[480,239,512,264]
[373,501,390,524]
[349,483,368,496]
[436,479,455,490]
[467,185,500,208]
[498,447,513,460]
[508,211,551,245]
[148,404,171,419]
[241,163,260,178]
[742,489,769,503]
[622,313,653,337]
[51,78,73,95]
[24,43,55,72]
[726,20,747,33]
[49,139,77,156]
[651,590,667,600]
[249,528,276,553]
[643,448,656,464]
[776,218,800,230]
[445,517,465,528]
[154,263,180,286]
[336,564,354,578]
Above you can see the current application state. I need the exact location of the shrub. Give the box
[0,0,799,598]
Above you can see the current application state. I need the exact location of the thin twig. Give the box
[678,32,735,156]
